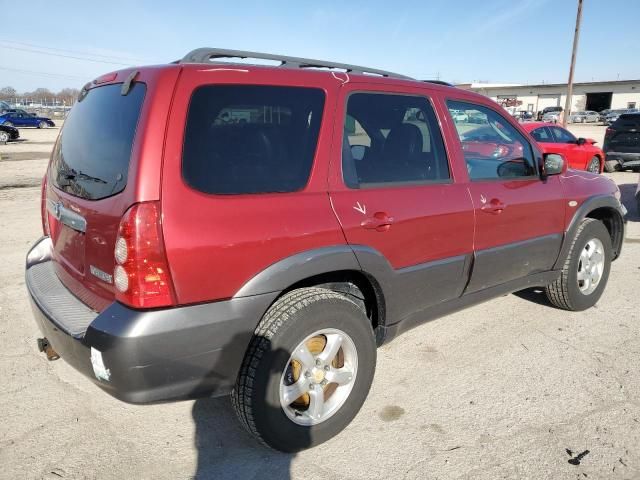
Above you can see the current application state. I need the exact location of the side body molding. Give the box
[234,244,472,328]
[553,194,626,269]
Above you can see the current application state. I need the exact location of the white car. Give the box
[450,110,469,123]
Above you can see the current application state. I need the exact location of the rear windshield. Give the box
[182,85,325,195]
[614,114,640,128]
[50,83,146,200]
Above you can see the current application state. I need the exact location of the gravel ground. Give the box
[0,124,639,480]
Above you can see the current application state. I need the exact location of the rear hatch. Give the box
[604,114,640,154]
[45,80,147,312]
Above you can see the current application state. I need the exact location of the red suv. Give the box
[26,49,626,452]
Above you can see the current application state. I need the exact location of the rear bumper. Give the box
[605,151,640,167]
[26,237,277,404]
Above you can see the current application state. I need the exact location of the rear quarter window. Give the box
[182,85,325,195]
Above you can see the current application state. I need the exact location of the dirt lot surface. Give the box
[0,125,639,479]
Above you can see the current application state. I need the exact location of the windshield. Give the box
[50,83,146,200]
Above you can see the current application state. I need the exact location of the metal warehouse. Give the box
[459,79,640,114]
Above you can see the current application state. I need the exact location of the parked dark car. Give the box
[537,106,562,121]
[0,112,55,128]
[603,113,640,171]
[0,123,19,143]
[26,48,625,452]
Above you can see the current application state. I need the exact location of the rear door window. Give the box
[342,93,450,188]
[182,85,325,195]
[50,83,146,200]
[549,126,576,143]
[530,127,553,142]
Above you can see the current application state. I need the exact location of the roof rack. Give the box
[422,80,455,87]
[179,48,413,80]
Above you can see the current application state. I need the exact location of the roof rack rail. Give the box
[179,48,413,80]
[422,80,455,87]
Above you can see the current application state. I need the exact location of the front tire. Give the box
[545,218,612,311]
[232,287,376,452]
[38,121,47,129]
[3,121,13,127]
[0,131,8,144]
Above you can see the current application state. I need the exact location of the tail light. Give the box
[605,127,614,137]
[113,202,176,309]
[41,175,49,236]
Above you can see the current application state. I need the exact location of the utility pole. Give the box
[563,0,583,127]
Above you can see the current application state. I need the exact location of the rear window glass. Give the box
[182,85,325,195]
[50,83,145,200]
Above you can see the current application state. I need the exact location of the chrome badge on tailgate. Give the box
[90,265,113,284]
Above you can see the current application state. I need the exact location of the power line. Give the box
[0,66,88,81]
[0,43,134,66]
[0,39,151,63]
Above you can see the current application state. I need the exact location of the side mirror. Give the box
[541,153,565,177]
[576,137,587,145]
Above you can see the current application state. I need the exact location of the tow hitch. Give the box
[37,337,60,361]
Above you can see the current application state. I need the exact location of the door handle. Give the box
[361,212,394,231]
[480,199,506,214]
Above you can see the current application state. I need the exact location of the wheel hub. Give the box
[279,329,358,426]
[577,238,605,295]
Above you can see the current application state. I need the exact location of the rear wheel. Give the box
[587,156,601,173]
[545,218,612,311]
[3,121,13,127]
[38,121,47,129]
[604,160,619,173]
[232,288,376,452]
[0,131,8,144]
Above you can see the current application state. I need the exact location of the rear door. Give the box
[45,67,179,311]
[328,83,474,321]
[445,99,565,292]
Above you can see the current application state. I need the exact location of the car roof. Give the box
[520,122,559,131]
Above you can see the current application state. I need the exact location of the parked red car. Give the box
[26,49,625,452]
[523,122,603,173]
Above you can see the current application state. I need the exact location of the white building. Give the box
[459,80,640,114]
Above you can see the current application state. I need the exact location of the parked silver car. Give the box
[570,111,599,123]
[542,110,562,123]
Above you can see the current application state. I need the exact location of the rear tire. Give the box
[604,160,619,173]
[587,156,601,173]
[3,121,13,127]
[232,287,376,452]
[545,218,612,311]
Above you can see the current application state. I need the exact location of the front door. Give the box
[328,84,474,324]
[445,99,566,292]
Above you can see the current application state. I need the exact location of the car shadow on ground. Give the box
[618,182,639,222]
[513,287,554,307]
[190,335,310,480]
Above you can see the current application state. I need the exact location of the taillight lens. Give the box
[605,127,614,137]
[114,202,176,309]
[41,175,49,236]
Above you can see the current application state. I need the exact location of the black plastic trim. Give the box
[554,194,626,268]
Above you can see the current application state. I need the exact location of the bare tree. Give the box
[0,86,17,101]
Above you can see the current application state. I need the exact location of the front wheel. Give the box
[587,156,601,173]
[0,131,8,144]
[232,287,376,452]
[3,121,13,127]
[545,218,612,311]
[38,121,47,129]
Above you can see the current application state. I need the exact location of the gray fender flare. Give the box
[553,194,626,269]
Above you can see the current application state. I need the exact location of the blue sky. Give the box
[0,0,638,92]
